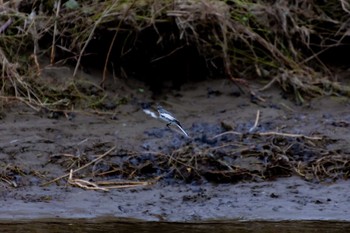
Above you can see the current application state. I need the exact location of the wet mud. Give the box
[0,69,350,222]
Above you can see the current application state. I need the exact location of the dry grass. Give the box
[37,128,349,187]
[0,0,349,108]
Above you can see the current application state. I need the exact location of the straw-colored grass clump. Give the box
[0,0,350,107]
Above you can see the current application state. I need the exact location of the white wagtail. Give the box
[157,105,189,137]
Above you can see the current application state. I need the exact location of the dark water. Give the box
[1,220,349,233]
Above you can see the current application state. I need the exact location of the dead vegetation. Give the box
[37,111,348,188]
[40,127,348,190]
[0,0,350,107]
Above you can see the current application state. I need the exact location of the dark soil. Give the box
[0,66,350,222]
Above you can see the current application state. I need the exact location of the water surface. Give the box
[1,220,349,233]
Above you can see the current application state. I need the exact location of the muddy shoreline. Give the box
[1,74,350,222]
[1,177,350,222]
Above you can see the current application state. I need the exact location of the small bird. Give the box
[157,105,189,137]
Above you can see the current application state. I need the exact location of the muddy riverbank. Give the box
[0,69,349,222]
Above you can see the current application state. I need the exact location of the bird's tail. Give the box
[175,124,189,138]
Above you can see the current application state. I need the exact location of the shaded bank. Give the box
[1,0,350,107]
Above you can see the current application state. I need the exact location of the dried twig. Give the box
[101,0,137,85]
[259,76,278,91]
[0,18,12,34]
[249,110,260,132]
[68,170,154,191]
[50,0,61,64]
[211,131,242,140]
[97,180,155,189]
[68,169,109,191]
[213,130,321,140]
[256,131,322,140]
[73,1,120,77]
[42,146,116,186]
